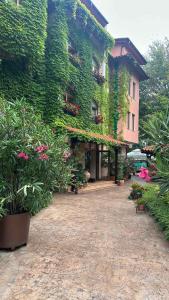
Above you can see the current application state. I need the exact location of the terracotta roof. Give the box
[65,126,127,145]
[115,38,147,65]
[142,144,169,154]
[141,145,155,154]
[109,54,149,81]
[80,0,108,27]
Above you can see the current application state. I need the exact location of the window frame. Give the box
[92,57,100,74]
[133,81,136,100]
[127,112,130,130]
[91,101,99,118]
[132,113,135,131]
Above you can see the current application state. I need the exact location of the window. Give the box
[132,114,135,131]
[127,112,130,130]
[100,62,106,78]
[133,82,136,100]
[68,39,77,55]
[92,57,100,73]
[91,101,98,117]
[128,80,131,96]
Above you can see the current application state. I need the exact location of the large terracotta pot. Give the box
[0,213,30,251]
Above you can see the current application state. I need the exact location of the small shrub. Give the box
[131,182,145,191]
[136,198,146,206]
[129,182,145,200]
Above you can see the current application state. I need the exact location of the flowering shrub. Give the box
[17,152,29,160]
[35,145,49,153]
[0,97,72,216]
[38,153,49,161]
[63,101,80,116]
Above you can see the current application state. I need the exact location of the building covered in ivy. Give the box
[0,0,148,182]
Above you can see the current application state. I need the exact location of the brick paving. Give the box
[0,183,169,300]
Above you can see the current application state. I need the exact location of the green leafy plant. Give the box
[144,185,169,240]
[131,183,145,191]
[128,182,145,200]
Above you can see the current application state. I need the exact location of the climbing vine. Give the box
[109,63,119,139]
[119,66,130,121]
[0,0,116,139]
[0,0,47,111]
[49,0,113,135]
[109,63,130,139]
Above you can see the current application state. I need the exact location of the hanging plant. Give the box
[63,101,80,116]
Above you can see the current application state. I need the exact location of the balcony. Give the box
[63,101,80,117]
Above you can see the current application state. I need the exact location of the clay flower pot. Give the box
[0,213,30,251]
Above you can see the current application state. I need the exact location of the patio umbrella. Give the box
[127,149,147,160]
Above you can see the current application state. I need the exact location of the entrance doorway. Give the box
[85,144,111,181]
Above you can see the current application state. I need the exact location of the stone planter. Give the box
[0,213,30,251]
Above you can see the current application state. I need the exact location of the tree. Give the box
[140,38,169,122]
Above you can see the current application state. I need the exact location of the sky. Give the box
[92,0,169,56]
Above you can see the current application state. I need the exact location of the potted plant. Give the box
[136,198,146,213]
[0,98,72,250]
[128,183,145,200]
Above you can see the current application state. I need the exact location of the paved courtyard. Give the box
[0,183,169,300]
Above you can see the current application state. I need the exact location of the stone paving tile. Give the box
[0,184,169,300]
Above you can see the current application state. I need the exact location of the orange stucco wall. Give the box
[118,73,140,144]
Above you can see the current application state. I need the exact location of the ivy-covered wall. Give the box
[0,0,129,140]
[0,0,47,111]
[109,63,130,138]
[46,0,114,135]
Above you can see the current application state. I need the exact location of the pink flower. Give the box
[38,153,49,161]
[17,152,29,160]
[35,145,49,153]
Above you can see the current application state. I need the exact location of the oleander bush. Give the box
[0,97,72,217]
